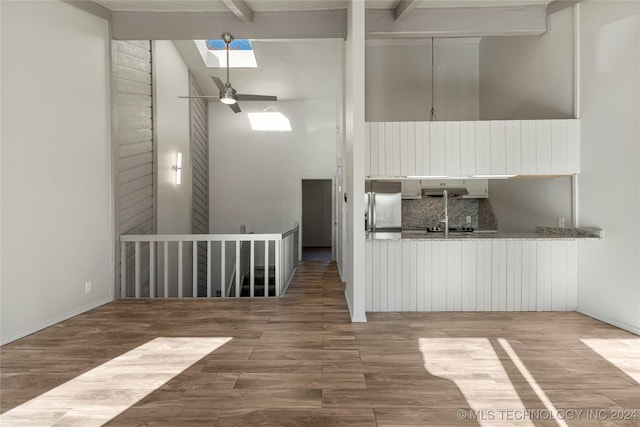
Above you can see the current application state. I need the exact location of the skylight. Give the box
[206,39,253,51]
[248,112,292,132]
[195,38,257,68]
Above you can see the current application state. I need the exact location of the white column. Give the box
[344,0,367,322]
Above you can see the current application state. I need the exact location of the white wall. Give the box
[479,7,575,231]
[336,40,346,279]
[155,41,192,235]
[479,8,574,120]
[343,0,367,322]
[489,177,573,232]
[1,1,112,343]
[0,3,3,339]
[209,100,337,234]
[154,40,193,296]
[577,1,640,334]
[366,38,479,121]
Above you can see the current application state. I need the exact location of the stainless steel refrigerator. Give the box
[365,181,402,232]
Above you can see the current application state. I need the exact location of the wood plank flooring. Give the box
[1,261,639,426]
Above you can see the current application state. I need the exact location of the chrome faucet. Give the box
[438,189,449,237]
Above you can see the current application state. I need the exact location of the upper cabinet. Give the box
[365,119,580,178]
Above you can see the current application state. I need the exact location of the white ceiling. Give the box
[95,0,551,12]
[367,0,551,9]
[247,1,348,11]
[94,0,347,12]
[94,1,225,11]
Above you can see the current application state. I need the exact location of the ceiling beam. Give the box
[394,0,421,21]
[111,10,347,40]
[60,0,112,21]
[221,0,254,23]
[367,5,548,39]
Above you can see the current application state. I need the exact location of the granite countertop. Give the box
[366,227,603,241]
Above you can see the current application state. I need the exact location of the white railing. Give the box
[119,223,299,299]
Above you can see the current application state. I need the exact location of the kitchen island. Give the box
[364,228,601,313]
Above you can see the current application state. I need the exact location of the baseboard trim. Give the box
[351,311,368,323]
[344,287,354,319]
[343,287,367,322]
[1,297,114,345]
[577,308,640,336]
[281,267,297,295]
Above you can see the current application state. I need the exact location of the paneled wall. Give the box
[365,119,580,177]
[365,239,577,312]
[190,73,209,294]
[190,74,209,236]
[113,40,155,297]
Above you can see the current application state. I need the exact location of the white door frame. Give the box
[299,177,336,261]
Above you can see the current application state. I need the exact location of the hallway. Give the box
[302,247,332,262]
[1,261,639,426]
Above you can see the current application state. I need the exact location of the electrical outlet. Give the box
[85,281,92,293]
[558,217,565,228]
[466,216,472,224]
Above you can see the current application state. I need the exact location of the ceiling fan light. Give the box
[220,90,237,105]
[220,95,237,105]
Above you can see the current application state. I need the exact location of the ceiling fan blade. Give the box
[228,102,241,114]
[211,76,226,92]
[178,96,220,99]
[236,94,278,101]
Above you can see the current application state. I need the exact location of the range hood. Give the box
[422,187,469,197]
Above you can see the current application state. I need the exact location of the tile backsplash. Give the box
[402,197,498,230]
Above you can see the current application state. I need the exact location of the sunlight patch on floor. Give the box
[581,338,640,383]
[419,338,534,427]
[0,337,231,426]
[497,338,568,427]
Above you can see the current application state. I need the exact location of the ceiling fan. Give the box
[179,32,277,113]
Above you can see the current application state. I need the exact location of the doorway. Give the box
[301,179,333,262]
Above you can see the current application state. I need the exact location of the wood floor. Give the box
[1,261,639,426]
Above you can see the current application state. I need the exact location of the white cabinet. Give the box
[462,179,488,198]
[365,119,581,178]
[421,179,465,189]
[401,180,421,199]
